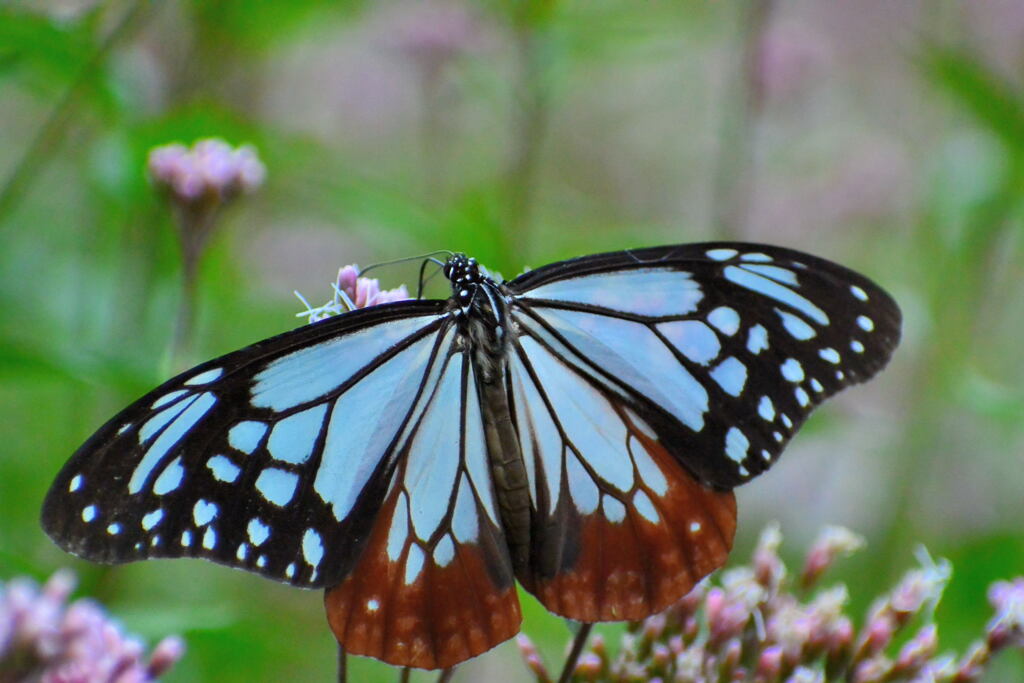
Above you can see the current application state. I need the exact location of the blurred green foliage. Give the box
[1,1,1022,681]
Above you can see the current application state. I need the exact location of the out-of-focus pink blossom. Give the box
[147,138,266,205]
[0,571,183,682]
[801,525,865,588]
[517,526,1023,682]
[987,578,1024,649]
[385,1,482,78]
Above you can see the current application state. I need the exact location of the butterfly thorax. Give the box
[445,254,533,573]
[445,253,512,383]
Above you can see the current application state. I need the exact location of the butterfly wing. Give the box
[42,299,521,668]
[42,301,450,584]
[506,332,736,620]
[503,241,900,619]
[324,345,520,669]
[507,242,901,489]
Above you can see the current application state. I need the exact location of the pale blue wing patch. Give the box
[524,268,703,317]
[529,309,708,432]
[250,314,442,411]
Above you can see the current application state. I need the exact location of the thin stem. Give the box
[708,0,778,240]
[556,622,593,683]
[337,643,347,683]
[0,0,159,225]
[398,667,411,683]
[436,667,456,683]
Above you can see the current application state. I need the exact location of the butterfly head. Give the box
[444,253,486,307]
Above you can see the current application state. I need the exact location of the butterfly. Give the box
[42,242,901,670]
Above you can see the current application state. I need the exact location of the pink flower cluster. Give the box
[518,525,1024,683]
[0,570,183,682]
[296,264,411,323]
[147,138,266,204]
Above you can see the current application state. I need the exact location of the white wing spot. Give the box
[780,358,805,383]
[725,266,829,325]
[706,248,738,261]
[776,309,816,340]
[153,457,185,495]
[285,563,296,579]
[740,252,772,262]
[741,263,796,284]
[633,490,659,524]
[268,404,328,465]
[106,523,121,535]
[433,535,455,568]
[851,340,865,353]
[256,555,267,568]
[819,347,841,364]
[207,455,241,483]
[151,536,161,547]
[69,474,83,492]
[857,315,875,332]
[247,518,270,546]
[302,528,324,569]
[367,599,380,612]
[710,356,747,396]
[236,543,248,561]
[630,437,668,497]
[810,378,824,393]
[773,431,783,442]
[761,449,772,462]
[141,509,163,531]
[725,427,749,465]
[185,367,223,385]
[255,467,299,507]
[116,423,131,436]
[387,493,411,562]
[193,499,218,526]
[658,320,720,365]
[795,387,810,407]
[689,521,702,533]
[405,545,425,585]
[228,421,267,454]
[758,396,775,421]
[747,324,769,354]
[708,307,740,336]
[851,285,869,301]
[781,414,793,429]
[181,530,192,547]
[202,527,216,550]
[836,370,845,380]
[82,505,97,523]
[602,496,626,524]
[151,389,189,410]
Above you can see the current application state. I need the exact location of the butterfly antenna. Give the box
[416,257,447,300]
[358,250,453,279]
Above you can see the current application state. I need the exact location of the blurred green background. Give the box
[2,0,1023,680]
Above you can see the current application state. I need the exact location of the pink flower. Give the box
[296,264,411,323]
[0,571,183,681]
[147,138,266,205]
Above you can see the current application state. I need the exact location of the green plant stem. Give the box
[0,0,159,226]
[506,21,551,259]
[557,622,593,683]
[709,0,777,240]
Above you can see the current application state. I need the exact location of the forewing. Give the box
[325,347,520,669]
[41,301,454,588]
[507,333,736,621]
[507,241,901,488]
